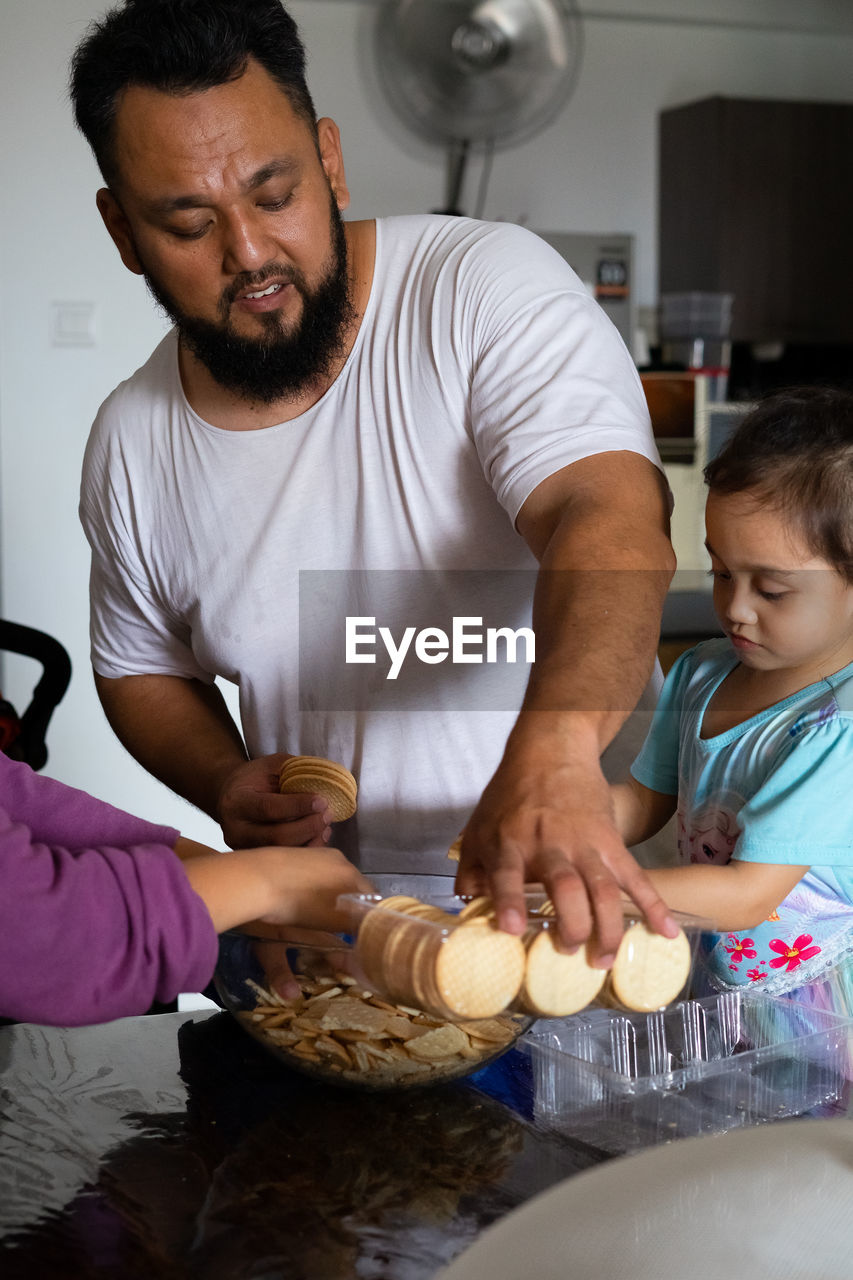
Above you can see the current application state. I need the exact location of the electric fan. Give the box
[372,0,583,214]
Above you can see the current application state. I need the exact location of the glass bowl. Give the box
[214,928,530,1092]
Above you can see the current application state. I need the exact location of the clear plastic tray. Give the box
[524,990,853,1154]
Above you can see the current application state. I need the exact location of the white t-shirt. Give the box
[80,215,663,876]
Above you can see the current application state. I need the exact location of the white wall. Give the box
[1,0,852,834]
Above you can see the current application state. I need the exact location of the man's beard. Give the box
[141,194,354,404]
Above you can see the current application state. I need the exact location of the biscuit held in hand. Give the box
[217,753,330,849]
[279,756,358,823]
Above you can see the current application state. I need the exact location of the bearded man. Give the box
[71,0,678,959]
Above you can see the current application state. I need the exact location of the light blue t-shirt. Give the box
[632,638,853,996]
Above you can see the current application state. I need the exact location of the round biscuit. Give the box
[435,924,525,1020]
[403,903,451,923]
[278,755,357,821]
[456,897,496,923]
[409,927,445,1015]
[278,763,356,807]
[609,921,691,1012]
[518,927,606,1017]
[385,921,430,1010]
[375,895,424,914]
[279,775,356,821]
[354,907,399,991]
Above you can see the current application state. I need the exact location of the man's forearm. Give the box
[513,477,674,758]
[458,453,678,950]
[517,559,671,746]
[95,672,248,819]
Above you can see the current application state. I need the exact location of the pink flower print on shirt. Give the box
[768,935,821,973]
[747,966,767,983]
[724,935,757,965]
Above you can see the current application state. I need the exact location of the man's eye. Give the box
[169,224,210,240]
[260,194,293,211]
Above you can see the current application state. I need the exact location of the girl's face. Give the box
[705,490,853,684]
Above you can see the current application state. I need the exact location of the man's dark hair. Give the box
[70,0,317,189]
[705,385,853,581]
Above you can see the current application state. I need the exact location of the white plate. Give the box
[437,1117,853,1280]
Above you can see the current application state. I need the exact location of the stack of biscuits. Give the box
[354,893,692,1021]
[355,895,528,1021]
[279,755,358,821]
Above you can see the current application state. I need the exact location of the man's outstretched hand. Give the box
[454,739,678,964]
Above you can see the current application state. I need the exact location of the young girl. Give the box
[612,385,853,1013]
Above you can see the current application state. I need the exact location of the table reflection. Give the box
[0,1010,600,1279]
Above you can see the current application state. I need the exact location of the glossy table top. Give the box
[0,1010,602,1279]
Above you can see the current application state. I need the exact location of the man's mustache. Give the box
[220,265,304,311]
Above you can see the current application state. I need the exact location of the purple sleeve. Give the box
[0,752,181,851]
[0,757,218,1025]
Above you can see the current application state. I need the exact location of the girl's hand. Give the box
[178,842,373,935]
[253,846,373,932]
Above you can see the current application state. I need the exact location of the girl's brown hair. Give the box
[705,385,853,581]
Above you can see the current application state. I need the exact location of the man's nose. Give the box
[220,209,278,275]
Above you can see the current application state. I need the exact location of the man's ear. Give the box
[316,117,350,212]
[96,188,144,275]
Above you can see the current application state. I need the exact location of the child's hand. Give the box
[178,842,373,936]
[252,845,373,933]
[231,847,372,1001]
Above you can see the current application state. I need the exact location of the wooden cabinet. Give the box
[640,372,751,573]
[658,96,853,345]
